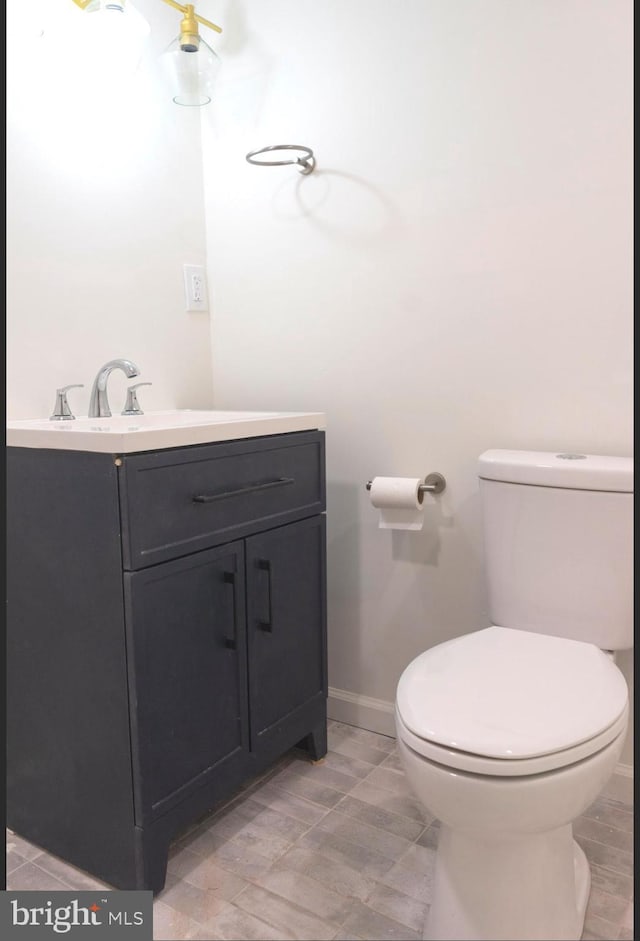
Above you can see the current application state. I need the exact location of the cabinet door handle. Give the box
[193,477,295,504]
[223,570,237,649]
[257,558,273,633]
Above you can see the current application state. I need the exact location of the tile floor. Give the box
[6,721,634,940]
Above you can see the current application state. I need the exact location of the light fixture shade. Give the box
[161,33,221,106]
[82,1,151,75]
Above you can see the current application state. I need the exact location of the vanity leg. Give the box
[297,718,328,761]
[135,828,170,895]
[147,849,170,896]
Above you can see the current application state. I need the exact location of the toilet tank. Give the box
[478,450,633,650]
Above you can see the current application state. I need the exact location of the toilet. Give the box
[395,449,633,941]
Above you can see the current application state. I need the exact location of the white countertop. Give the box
[6,410,326,454]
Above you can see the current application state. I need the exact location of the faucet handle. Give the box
[122,382,152,416]
[50,384,84,421]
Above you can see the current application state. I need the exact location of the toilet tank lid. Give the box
[478,450,633,492]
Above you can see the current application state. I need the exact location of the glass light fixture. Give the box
[159,1,222,106]
[67,1,222,105]
[70,1,151,76]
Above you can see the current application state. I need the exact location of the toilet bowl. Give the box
[395,626,629,941]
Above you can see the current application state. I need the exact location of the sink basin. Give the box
[6,409,326,454]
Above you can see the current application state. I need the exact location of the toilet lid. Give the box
[396,626,628,760]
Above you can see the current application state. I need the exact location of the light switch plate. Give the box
[183,264,208,312]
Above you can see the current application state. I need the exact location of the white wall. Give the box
[6,0,214,419]
[202,1,633,775]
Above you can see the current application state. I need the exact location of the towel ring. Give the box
[245,144,316,175]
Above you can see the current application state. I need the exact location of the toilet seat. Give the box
[396,703,628,776]
[396,626,629,777]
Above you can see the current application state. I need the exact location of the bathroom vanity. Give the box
[7,412,327,891]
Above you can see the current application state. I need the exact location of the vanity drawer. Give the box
[119,431,325,569]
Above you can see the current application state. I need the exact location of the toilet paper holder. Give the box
[366,472,446,495]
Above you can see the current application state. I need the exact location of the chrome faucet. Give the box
[88,358,141,418]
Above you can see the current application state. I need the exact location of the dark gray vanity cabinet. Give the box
[7,430,327,892]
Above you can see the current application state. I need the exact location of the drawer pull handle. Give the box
[257,558,273,633]
[193,477,295,504]
[223,570,237,650]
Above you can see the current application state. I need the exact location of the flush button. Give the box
[556,453,587,460]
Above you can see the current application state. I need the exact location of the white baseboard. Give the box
[327,687,634,806]
[327,687,396,737]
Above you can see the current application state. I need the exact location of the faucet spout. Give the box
[88,358,141,418]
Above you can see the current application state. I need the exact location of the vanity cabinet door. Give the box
[124,543,249,824]
[246,516,327,755]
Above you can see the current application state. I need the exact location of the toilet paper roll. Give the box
[368,477,425,530]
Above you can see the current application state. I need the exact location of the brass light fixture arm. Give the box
[71,1,222,36]
[160,0,222,35]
